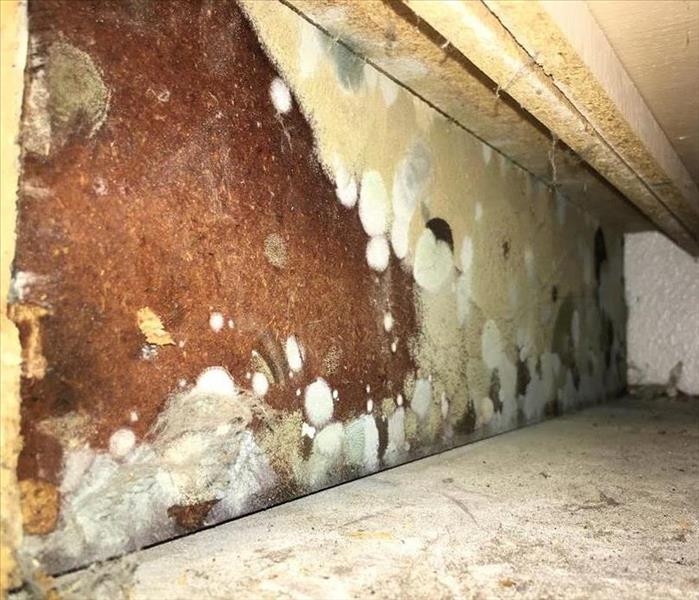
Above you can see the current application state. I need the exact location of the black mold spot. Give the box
[489,369,503,413]
[516,352,531,397]
[502,240,510,259]
[571,362,581,390]
[425,217,454,252]
[455,398,477,434]
[602,317,614,369]
[594,227,607,284]
[551,285,558,303]
[552,295,575,369]
[545,397,560,417]
[376,413,388,462]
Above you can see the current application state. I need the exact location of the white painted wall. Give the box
[625,231,699,394]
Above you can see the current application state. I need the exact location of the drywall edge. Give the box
[0,0,26,595]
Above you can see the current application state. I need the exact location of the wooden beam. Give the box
[485,0,699,246]
[285,0,651,234]
[285,0,699,255]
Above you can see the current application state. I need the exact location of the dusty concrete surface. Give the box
[43,393,698,599]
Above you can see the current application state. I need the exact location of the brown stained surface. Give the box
[15,0,416,485]
[167,499,219,531]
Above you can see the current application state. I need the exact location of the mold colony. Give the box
[10,0,626,573]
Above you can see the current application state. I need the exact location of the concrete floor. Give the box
[50,394,698,599]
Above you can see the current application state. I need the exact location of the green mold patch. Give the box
[45,41,110,145]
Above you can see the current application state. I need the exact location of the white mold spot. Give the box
[251,372,269,397]
[367,398,373,413]
[440,393,449,419]
[337,177,358,209]
[482,144,493,165]
[524,247,535,278]
[411,378,432,420]
[343,415,379,472]
[384,407,406,466]
[313,422,344,458]
[285,335,303,373]
[359,170,388,236]
[460,236,473,272]
[390,217,411,261]
[129,411,139,423]
[413,228,453,292]
[214,423,230,436]
[301,422,316,439]
[396,393,404,407]
[299,23,322,79]
[195,367,237,397]
[391,340,398,353]
[383,311,394,332]
[334,159,358,209]
[60,447,96,495]
[332,389,339,400]
[379,76,400,106]
[304,378,334,428]
[209,312,224,333]
[362,416,379,470]
[366,235,390,272]
[475,202,483,222]
[228,319,235,329]
[109,428,135,459]
[270,77,292,114]
[364,63,379,90]
[479,396,494,426]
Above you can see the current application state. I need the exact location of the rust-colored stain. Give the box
[13,0,415,509]
[167,499,219,531]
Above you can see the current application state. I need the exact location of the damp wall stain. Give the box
[12,0,628,574]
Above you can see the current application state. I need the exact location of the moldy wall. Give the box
[6,0,627,579]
